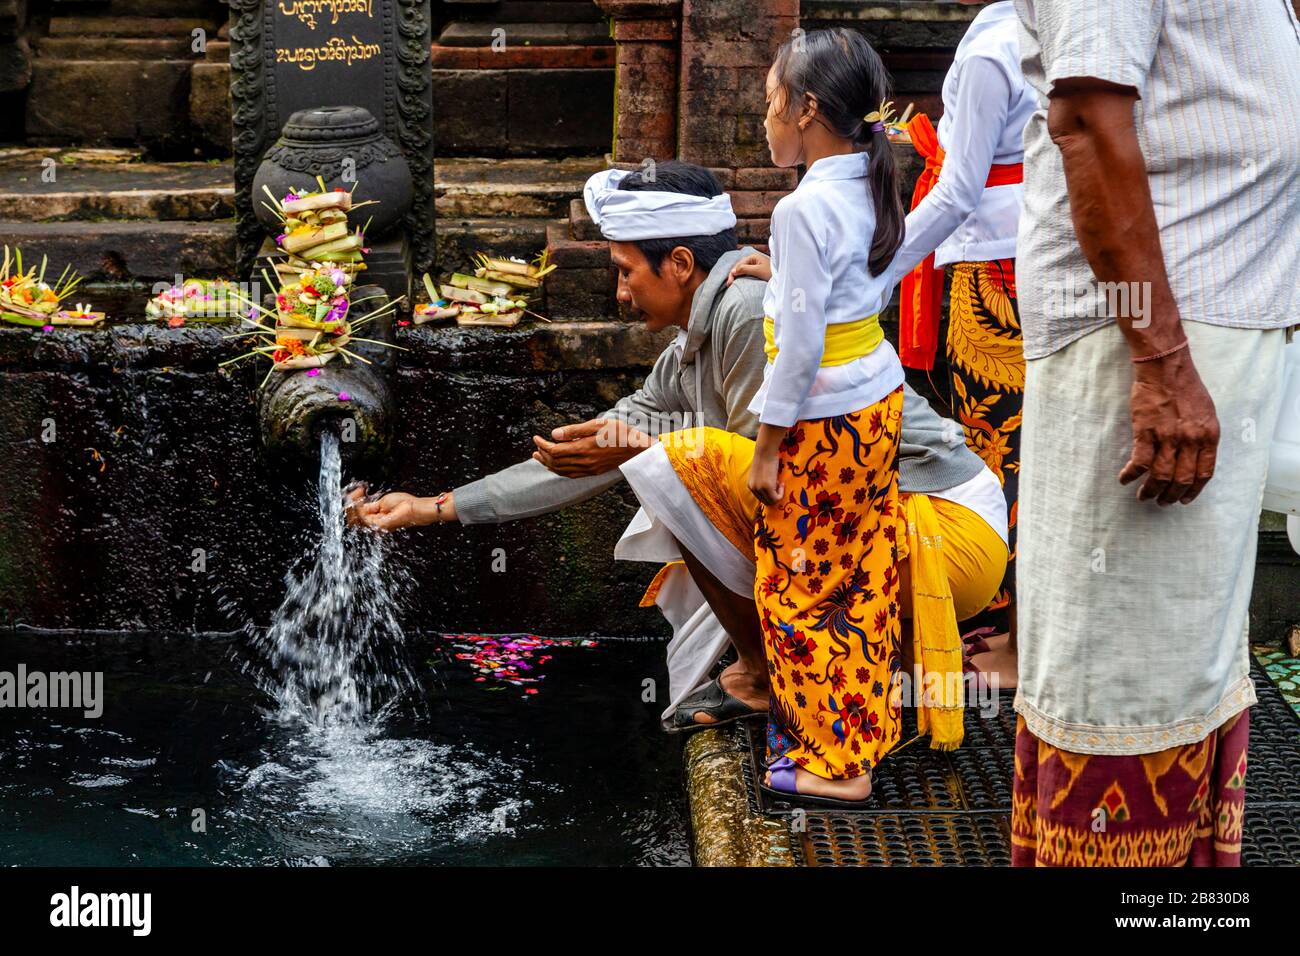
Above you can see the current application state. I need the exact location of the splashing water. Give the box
[212,431,534,860]
[251,430,416,727]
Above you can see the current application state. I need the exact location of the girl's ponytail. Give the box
[865,122,905,277]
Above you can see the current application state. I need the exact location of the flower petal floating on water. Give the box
[440,633,599,698]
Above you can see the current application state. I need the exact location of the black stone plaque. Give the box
[229,0,433,278]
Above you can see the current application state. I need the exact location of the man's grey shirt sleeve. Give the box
[596,348,690,436]
[714,279,767,438]
[453,344,680,525]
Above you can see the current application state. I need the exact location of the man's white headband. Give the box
[582,168,737,242]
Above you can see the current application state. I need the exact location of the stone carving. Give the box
[229,0,433,277]
[252,106,414,238]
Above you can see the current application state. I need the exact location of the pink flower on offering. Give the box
[306,368,321,378]
[283,191,299,203]
[330,269,346,286]
[276,233,287,246]
[42,324,53,332]
[338,391,351,402]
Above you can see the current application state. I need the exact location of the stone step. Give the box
[0,214,561,287]
[433,67,613,157]
[0,148,233,220]
[430,42,615,69]
[47,0,224,16]
[34,36,198,60]
[25,59,195,155]
[437,21,611,47]
[0,219,236,281]
[47,16,218,37]
[435,216,558,272]
[435,155,605,219]
[0,151,599,224]
[487,2,607,23]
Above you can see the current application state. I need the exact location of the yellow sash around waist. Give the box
[762,314,884,366]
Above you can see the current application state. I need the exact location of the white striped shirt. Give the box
[1013,0,1300,360]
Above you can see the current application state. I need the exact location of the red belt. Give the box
[899,113,1023,371]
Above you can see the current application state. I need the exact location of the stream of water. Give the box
[249,430,416,727]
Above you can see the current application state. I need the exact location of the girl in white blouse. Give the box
[744,27,910,806]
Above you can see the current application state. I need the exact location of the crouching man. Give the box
[352,162,1009,748]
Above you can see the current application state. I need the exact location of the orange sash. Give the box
[899,113,1023,370]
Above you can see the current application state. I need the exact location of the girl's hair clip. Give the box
[863,99,897,133]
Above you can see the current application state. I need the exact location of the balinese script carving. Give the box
[276,0,375,31]
[275,35,382,70]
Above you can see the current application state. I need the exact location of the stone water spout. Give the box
[257,284,398,472]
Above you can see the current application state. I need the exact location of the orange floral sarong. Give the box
[751,388,905,779]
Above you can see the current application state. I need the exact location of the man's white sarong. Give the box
[1015,321,1287,755]
[615,444,758,724]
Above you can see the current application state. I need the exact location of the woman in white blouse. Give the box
[887,0,1035,689]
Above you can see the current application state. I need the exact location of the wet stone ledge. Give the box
[685,726,795,867]
[0,318,677,374]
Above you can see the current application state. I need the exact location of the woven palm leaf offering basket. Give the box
[145,279,251,327]
[0,246,104,327]
[222,264,405,385]
[414,250,554,327]
[260,178,378,285]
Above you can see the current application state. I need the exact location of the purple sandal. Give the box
[759,755,874,810]
[961,626,998,658]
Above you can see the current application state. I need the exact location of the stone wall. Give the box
[0,316,676,637]
[430,1,616,158]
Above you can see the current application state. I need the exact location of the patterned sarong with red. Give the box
[899,113,1024,370]
[1011,712,1249,867]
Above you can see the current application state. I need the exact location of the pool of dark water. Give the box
[0,631,689,866]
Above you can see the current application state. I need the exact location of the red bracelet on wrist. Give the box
[1132,338,1190,364]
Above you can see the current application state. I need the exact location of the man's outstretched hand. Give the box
[1119,351,1220,505]
[346,485,449,531]
[532,418,652,478]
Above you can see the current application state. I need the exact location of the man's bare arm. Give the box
[1048,79,1220,506]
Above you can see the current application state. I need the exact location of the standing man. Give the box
[1010,1,1300,866]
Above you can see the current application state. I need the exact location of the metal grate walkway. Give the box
[741,661,1300,866]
